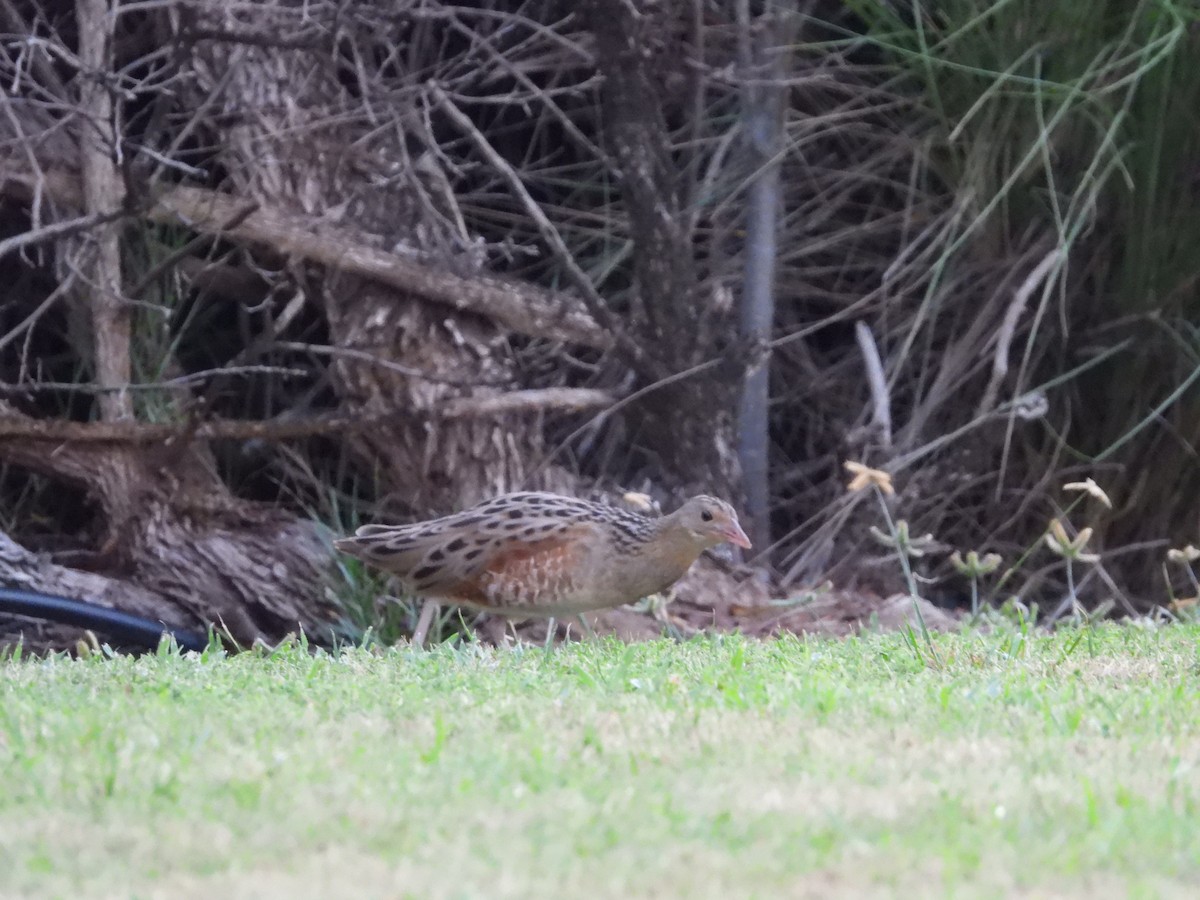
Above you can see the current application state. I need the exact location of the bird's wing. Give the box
[443,523,603,612]
[334,499,603,596]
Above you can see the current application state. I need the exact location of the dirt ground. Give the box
[511,557,963,645]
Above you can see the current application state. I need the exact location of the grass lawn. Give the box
[1,623,1199,898]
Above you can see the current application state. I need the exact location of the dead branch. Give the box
[126,200,260,300]
[150,185,611,350]
[0,170,612,350]
[0,388,616,444]
[0,365,309,394]
[429,81,637,363]
[0,209,121,261]
[854,321,892,448]
[0,411,399,444]
[0,531,196,638]
[441,388,613,419]
[978,247,1065,416]
[269,341,514,388]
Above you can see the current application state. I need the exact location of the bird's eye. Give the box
[700,509,713,522]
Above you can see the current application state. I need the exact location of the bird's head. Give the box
[670,495,752,550]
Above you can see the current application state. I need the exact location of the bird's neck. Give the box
[620,517,706,598]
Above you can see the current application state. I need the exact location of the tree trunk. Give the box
[75,0,132,423]
[183,1,574,515]
[0,0,340,652]
[0,403,334,648]
[737,8,795,554]
[586,0,743,499]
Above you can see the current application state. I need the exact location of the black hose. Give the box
[0,587,209,653]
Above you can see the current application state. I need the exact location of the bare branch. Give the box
[0,365,310,395]
[428,81,634,360]
[127,200,259,299]
[977,247,1065,417]
[0,390,616,444]
[0,209,121,261]
[150,184,611,350]
[854,321,892,449]
[269,342,514,389]
[0,169,612,350]
[0,271,77,354]
[441,388,614,419]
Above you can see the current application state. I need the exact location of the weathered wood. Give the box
[148,185,611,351]
[0,389,615,444]
[75,0,134,422]
[0,400,337,652]
[171,4,586,514]
[0,532,194,652]
[737,11,795,555]
[0,167,611,351]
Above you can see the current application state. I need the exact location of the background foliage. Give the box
[1,0,1199,646]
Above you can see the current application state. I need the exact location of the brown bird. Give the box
[334,492,751,618]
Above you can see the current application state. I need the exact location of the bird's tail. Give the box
[334,523,444,579]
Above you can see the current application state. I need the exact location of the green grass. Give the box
[2,625,1199,898]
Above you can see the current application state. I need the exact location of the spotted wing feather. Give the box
[333,493,631,601]
[446,523,602,614]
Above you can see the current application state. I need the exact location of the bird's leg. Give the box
[543,616,557,651]
[411,600,438,648]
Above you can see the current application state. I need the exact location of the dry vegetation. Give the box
[1,1,1199,649]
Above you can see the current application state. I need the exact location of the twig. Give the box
[0,365,309,395]
[0,389,616,444]
[978,247,1064,416]
[0,169,611,350]
[428,81,638,364]
[441,20,612,168]
[0,209,122,261]
[269,341,514,389]
[854,320,892,448]
[528,306,868,482]
[441,388,613,419]
[0,271,77,354]
[127,200,260,300]
[148,183,610,350]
